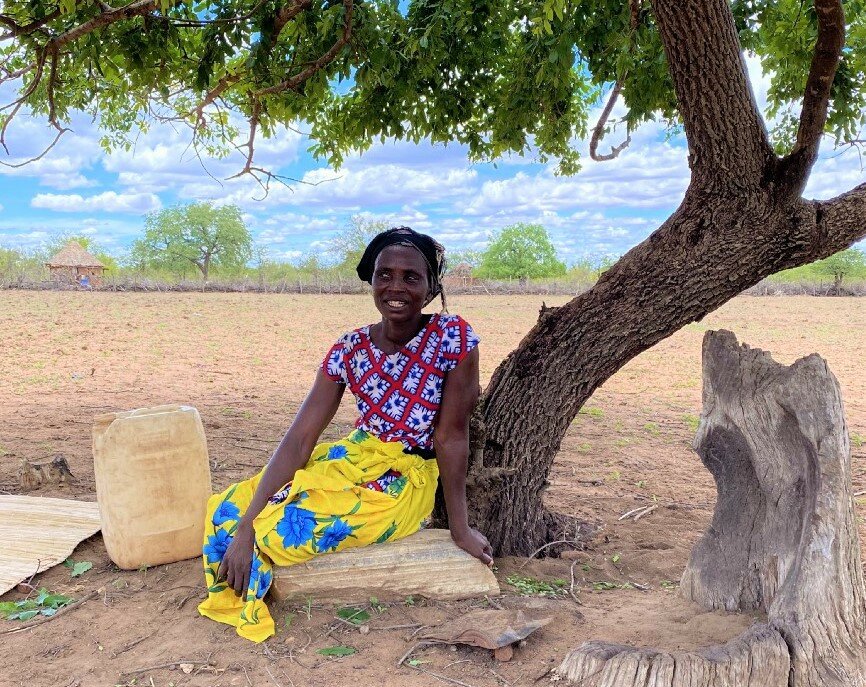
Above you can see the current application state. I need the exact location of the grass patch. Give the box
[852,432,864,448]
[643,422,661,436]
[682,414,700,432]
[578,406,604,420]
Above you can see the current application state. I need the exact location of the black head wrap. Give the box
[356,226,447,307]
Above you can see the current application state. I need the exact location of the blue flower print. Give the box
[247,555,262,589]
[327,444,348,460]
[204,529,233,564]
[247,556,273,600]
[212,499,241,526]
[317,518,353,553]
[256,569,272,599]
[276,502,316,548]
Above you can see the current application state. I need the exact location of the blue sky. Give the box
[1,58,864,264]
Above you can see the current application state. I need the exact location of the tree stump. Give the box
[559,330,866,686]
[557,625,789,686]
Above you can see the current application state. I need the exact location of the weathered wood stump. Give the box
[560,330,866,686]
[557,625,789,686]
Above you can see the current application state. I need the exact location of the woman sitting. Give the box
[198,226,492,642]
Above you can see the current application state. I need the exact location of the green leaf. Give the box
[0,602,21,616]
[336,607,370,625]
[70,561,93,578]
[15,610,39,621]
[317,645,356,657]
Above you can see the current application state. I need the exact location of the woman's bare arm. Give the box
[433,347,492,565]
[218,370,345,593]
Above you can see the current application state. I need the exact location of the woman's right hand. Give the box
[451,527,494,567]
[217,526,256,596]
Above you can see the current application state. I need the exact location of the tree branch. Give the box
[254,0,353,97]
[274,0,313,34]
[0,9,61,39]
[777,0,846,196]
[651,0,774,187]
[51,0,162,48]
[589,81,631,162]
[193,73,241,129]
[191,0,312,132]
[812,183,866,259]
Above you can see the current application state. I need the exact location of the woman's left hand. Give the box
[451,527,494,566]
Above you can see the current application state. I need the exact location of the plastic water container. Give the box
[93,404,212,569]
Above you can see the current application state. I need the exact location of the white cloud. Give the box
[38,172,99,190]
[31,191,162,214]
[103,118,304,193]
[0,113,102,188]
[804,145,866,200]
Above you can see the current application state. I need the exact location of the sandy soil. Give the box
[0,292,863,687]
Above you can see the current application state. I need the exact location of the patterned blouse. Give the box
[321,313,480,450]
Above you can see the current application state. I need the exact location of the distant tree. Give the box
[329,216,390,272]
[447,248,484,269]
[812,248,866,293]
[131,203,252,281]
[476,224,566,280]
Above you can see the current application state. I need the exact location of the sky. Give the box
[1,58,864,265]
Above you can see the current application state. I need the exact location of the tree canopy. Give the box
[1,0,865,181]
[130,202,251,280]
[476,223,566,280]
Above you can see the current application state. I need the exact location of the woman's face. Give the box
[371,245,431,323]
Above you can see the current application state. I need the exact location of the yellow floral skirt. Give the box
[197,429,439,642]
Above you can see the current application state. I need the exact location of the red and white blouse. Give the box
[321,313,480,450]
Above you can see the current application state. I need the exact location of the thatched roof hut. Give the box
[444,262,475,288]
[46,241,106,286]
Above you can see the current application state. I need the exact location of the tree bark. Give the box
[679,330,866,686]
[461,0,866,557]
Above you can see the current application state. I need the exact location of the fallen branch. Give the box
[518,539,581,566]
[406,664,478,687]
[396,640,442,667]
[110,631,156,658]
[119,655,215,678]
[618,503,659,521]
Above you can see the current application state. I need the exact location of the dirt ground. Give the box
[0,292,863,687]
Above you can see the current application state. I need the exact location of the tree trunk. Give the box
[460,0,866,557]
[558,330,866,686]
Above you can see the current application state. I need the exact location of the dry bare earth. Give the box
[0,293,863,687]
